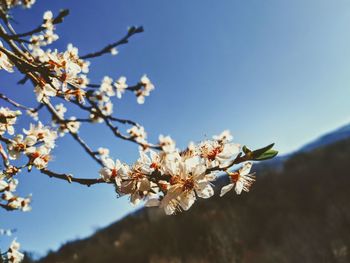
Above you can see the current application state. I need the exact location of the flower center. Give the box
[230,172,240,183]
[182,178,194,191]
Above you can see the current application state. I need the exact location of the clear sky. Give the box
[1,0,350,256]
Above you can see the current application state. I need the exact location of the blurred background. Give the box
[1,0,350,262]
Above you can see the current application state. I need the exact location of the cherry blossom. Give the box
[220,162,255,196]
[6,239,24,263]
[114,76,128,99]
[0,107,21,135]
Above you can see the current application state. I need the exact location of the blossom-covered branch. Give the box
[0,2,277,262]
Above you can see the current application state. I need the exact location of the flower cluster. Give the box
[1,171,31,212]
[98,130,257,215]
[28,11,59,50]
[30,42,90,104]
[127,125,147,145]
[7,122,57,169]
[0,0,35,10]
[3,239,24,263]
[135,75,155,104]
[89,74,155,122]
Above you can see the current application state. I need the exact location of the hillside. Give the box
[27,138,350,263]
[299,123,350,152]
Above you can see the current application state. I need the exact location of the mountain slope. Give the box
[260,123,350,171]
[29,138,350,263]
[299,123,350,152]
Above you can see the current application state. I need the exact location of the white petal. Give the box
[196,183,214,199]
[235,181,243,195]
[104,158,115,169]
[240,162,252,176]
[178,191,195,211]
[220,184,234,197]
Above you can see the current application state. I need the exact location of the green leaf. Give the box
[251,143,275,157]
[242,145,252,154]
[253,149,278,161]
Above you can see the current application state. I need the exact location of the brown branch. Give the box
[0,92,35,111]
[108,116,138,126]
[44,101,104,167]
[40,168,105,187]
[80,26,144,59]
[86,96,161,150]
[6,9,69,39]
[0,203,14,211]
[87,83,142,92]
[0,135,12,144]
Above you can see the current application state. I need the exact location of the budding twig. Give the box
[81,26,144,59]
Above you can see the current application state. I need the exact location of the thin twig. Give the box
[86,96,161,150]
[0,92,35,111]
[44,101,104,166]
[6,9,70,39]
[81,26,144,59]
[40,169,105,187]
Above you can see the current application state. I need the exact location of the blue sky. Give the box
[1,0,350,256]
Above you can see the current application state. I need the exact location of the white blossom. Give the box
[6,239,24,263]
[26,145,51,169]
[198,139,240,167]
[99,158,124,185]
[159,134,176,153]
[127,125,147,144]
[100,76,115,97]
[135,75,155,104]
[97,147,110,159]
[34,78,59,102]
[110,47,118,56]
[160,157,215,215]
[220,162,255,196]
[23,122,57,149]
[0,107,21,135]
[114,76,128,99]
[7,134,37,160]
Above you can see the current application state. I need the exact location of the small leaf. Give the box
[251,143,275,158]
[242,145,251,154]
[53,9,70,24]
[253,149,278,161]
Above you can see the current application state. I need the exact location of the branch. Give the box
[87,83,142,92]
[86,96,161,150]
[206,153,247,174]
[6,9,70,39]
[44,101,104,166]
[0,92,35,111]
[40,168,105,187]
[80,26,144,59]
[0,203,14,211]
[109,116,138,126]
